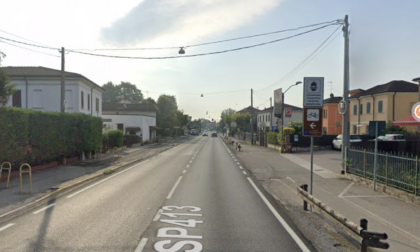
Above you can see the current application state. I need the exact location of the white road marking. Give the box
[234,159,237,161]
[0,223,14,232]
[67,160,149,198]
[33,204,55,214]
[186,165,190,168]
[338,182,354,198]
[242,171,247,175]
[236,162,240,165]
[183,170,186,174]
[134,238,148,252]
[153,209,163,221]
[247,178,311,252]
[239,166,243,170]
[280,154,340,179]
[189,161,192,164]
[286,177,296,183]
[341,195,390,198]
[167,176,183,199]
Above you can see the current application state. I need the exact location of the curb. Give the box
[0,145,174,225]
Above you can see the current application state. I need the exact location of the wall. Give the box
[323,103,342,135]
[102,114,156,141]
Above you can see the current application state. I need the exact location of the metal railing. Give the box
[346,147,420,196]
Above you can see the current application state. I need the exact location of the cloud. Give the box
[100,0,282,47]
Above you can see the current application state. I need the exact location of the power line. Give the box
[67,24,338,60]
[0,39,60,58]
[255,24,342,93]
[0,29,53,48]
[0,36,59,50]
[69,19,342,51]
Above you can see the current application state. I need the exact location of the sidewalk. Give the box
[228,137,420,252]
[0,143,176,224]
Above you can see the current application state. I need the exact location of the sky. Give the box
[0,0,419,121]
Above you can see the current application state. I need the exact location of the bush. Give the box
[267,132,279,145]
[0,107,102,167]
[108,130,124,148]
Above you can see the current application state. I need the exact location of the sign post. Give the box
[302,77,324,196]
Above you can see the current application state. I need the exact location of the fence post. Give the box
[385,153,388,186]
[301,184,308,211]
[363,149,366,178]
[415,156,418,196]
[360,219,368,252]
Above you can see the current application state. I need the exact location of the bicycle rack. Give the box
[0,162,12,188]
[20,163,32,194]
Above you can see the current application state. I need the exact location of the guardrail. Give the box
[20,163,32,194]
[0,162,12,188]
[297,184,389,251]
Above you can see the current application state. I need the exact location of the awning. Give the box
[392,114,420,126]
[125,127,141,131]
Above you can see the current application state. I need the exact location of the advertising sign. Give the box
[274,88,282,118]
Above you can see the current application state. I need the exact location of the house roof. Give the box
[392,114,420,126]
[236,106,261,114]
[413,77,420,82]
[0,66,105,91]
[350,80,418,99]
[102,103,157,112]
[324,96,343,104]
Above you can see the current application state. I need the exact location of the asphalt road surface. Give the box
[0,136,314,252]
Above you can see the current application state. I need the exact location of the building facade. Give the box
[257,104,303,131]
[322,94,343,135]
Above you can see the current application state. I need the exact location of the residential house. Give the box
[1,66,104,116]
[322,94,343,135]
[257,104,303,131]
[102,103,157,141]
[236,106,261,131]
[349,80,419,134]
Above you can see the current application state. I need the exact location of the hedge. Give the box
[0,107,102,167]
[108,130,124,148]
[267,132,279,145]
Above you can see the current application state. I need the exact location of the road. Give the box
[0,136,314,252]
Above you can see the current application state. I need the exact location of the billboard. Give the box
[274,88,282,118]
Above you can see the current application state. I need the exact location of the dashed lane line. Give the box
[33,204,55,214]
[242,171,247,175]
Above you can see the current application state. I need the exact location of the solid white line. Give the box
[341,195,389,198]
[33,204,55,214]
[239,166,243,170]
[183,170,186,174]
[243,171,247,175]
[67,160,149,198]
[338,182,354,198]
[286,177,296,183]
[153,209,163,221]
[166,176,183,199]
[0,223,14,232]
[247,178,310,252]
[134,238,148,252]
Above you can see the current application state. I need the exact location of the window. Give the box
[323,109,327,118]
[34,90,43,108]
[117,124,123,131]
[353,104,357,115]
[366,102,371,114]
[353,125,357,134]
[12,90,22,107]
[359,104,363,115]
[96,98,99,112]
[378,100,383,113]
[81,91,84,109]
[268,115,270,121]
[87,94,90,110]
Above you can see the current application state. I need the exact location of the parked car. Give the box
[211,132,217,137]
[383,134,405,141]
[332,134,362,150]
[202,132,208,136]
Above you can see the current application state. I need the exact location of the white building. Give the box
[1,66,104,116]
[102,103,157,141]
[257,104,303,131]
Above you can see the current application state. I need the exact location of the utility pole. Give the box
[270,97,272,107]
[341,15,350,174]
[60,47,65,113]
[251,88,254,145]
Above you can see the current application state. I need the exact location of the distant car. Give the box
[383,134,405,141]
[211,132,217,137]
[202,132,208,136]
[332,134,362,150]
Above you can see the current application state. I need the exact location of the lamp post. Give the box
[281,81,302,151]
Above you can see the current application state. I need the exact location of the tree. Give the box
[386,120,406,133]
[288,121,303,135]
[176,110,189,128]
[156,95,178,136]
[143,97,157,105]
[102,81,143,104]
[219,108,235,131]
[0,53,15,106]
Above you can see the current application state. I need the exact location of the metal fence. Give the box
[346,147,419,196]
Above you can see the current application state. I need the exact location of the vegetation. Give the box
[107,130,124,148]
[0,107,102,167]
[386,120,406,133]
[102,81,144,104]
[267,132,279,145]
[288,121,302,135]
[0,59,15,106]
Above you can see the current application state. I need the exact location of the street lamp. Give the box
[281,81,302,151]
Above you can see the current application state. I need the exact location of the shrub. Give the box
[108,130,124,148]
[267,132,279,145]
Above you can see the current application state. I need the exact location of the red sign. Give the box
[303,108,323,137]
[285,108,292,117]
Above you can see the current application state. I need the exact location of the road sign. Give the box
[285,108,292,117]
[272,126,278,132]
[303,108,323,137]
[274,88,282,118]
[369,121,386,137]
[231,122,237,128]
[303,77,324,107]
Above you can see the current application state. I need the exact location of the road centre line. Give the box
[236,162,240,165]
[166,176,183,199]
[33,203,55,214]
[67,160,149,199]
[0,223,14,232]
[243,171,247,175]
[153,209,163,221]
[183,170,186,174]
[134,238,148,252]
[239,166,243,169]
[186,164,190,168]
[247,178,310,252]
